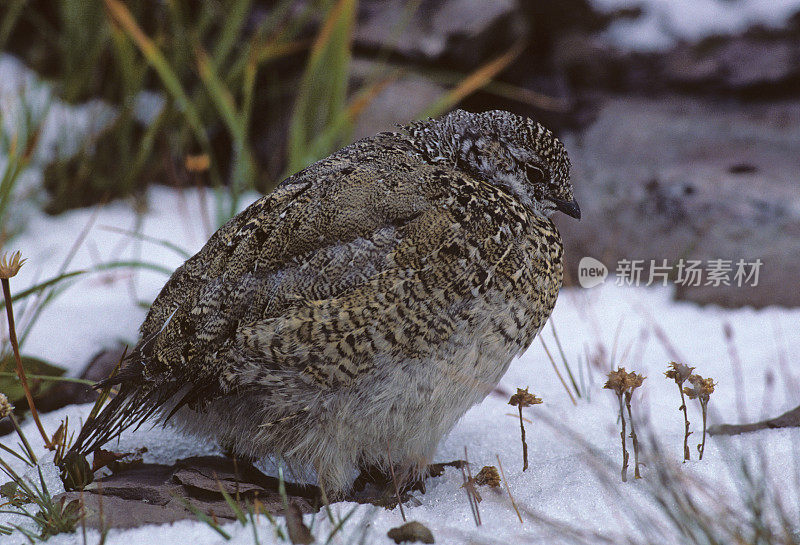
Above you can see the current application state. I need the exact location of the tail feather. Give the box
[69,336,222,457]
[69,366,184,456]
[69,386,149,456]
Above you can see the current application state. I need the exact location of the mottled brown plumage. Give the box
[71,109,579,494]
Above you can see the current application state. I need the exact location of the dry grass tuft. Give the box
[604,367,646,481]
[508,387,542,471]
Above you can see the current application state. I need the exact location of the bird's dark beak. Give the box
[552,197,581,220]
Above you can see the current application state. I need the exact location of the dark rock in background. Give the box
[709,403,800,436]
[355,0,525,66]
[516,4,800,308]
[0,346,125,437]
[39,345,127,410]
[557,96,800,308]
[663,30,800,98]
[350,60,447,140]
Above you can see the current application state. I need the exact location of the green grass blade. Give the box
[0,442,31,466]
[59,0,109,102]
[0,0,26,50]
[0,372,94,386]
[36,466,50,504]
[103,0,222,187]
[278,466,289,512]
[325,504,358,545]
[287,0,357,174]
[109,21,148,94]
[212,0,252,67]
[172,494,232,540]
[247,509,260,545]
[92,259,175,276]
[215,481,247,525]
[196,48,246,147]
[196,46,256,210]
[298,73,397,172]
[8,523,37,541]
[418,40,525,119]
[0,271,85,309]
[227,0,304,83]
[0,98,47,231]
[18,282,79,347]
[97,226,192,259]
[0,259,170,343]
[550,321,582,398]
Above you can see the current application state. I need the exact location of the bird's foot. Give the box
[347,460,466,507]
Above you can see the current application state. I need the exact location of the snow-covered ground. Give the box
[1,185,799,544]
[3,0,800,537]
[591,0,800,50]
[10,184,251,375]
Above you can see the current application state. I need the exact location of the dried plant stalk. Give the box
[617,393,629,482]
[518,405,528,471]
[0,393,36,463]
[665,362,694,462]
[679,387,691,461]
[605,368,645,481]
[684,374,715,460]
[699,401,708,460]
[496,454,522,524]
[508,388,542,472]
[624,391,641,479]
[460,446,481,526]
[1,252,51,448]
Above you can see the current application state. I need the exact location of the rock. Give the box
[532,21,800,99]
[558,96,800,308]
[350,60,447,140]
[355,0,525,66]
[550,31,621,90]
[171,456,320,514]
[70,494,199,529]
[87,463,178,505]
[348,460,464,508]
[54,455,462,529]
[37,345,126,413]
[663,32,800,96]
[55,456,317,529]
[387,521,435,544]
[709,404,800,436]
[0,346,127,438]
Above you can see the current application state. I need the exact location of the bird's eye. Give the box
[525,164,547,185]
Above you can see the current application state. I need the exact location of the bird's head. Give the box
[406,109,580,220]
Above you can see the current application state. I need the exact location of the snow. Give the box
[590,0,800,51]
[0,55,115,171]
[2,27,800,543]
[2,188,799,544]
[8,183,255,376]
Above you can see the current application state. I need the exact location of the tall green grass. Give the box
[287,0,356,175]
[3,1,538,225]
[3,0,368,224]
